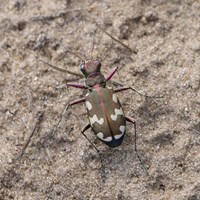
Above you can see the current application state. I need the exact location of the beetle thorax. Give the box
[85,73,106,87]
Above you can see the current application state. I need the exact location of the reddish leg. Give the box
[52,97,86,135]
[126,116,149,175]
[81,124,105,181]
[105,67,118,81]
[68,97,86,106]
[67,82,87,89]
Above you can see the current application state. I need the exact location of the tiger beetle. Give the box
[39,25,162,178]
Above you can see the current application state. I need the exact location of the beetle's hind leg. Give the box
[126,117,149,176]
[81,124,106,181]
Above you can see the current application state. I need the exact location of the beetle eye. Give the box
[80,63,84,71]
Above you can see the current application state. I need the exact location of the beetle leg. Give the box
[114,85,152,98]
[105,67,118,81]
[81,124,105,181]
[113,81,163,98]
[125,117,137,152]
[126,116,149,175]
[67,82,87,89]
[81,124,99,152]
[52,97,86,135]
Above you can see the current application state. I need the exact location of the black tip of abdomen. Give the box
[105,136,124,148]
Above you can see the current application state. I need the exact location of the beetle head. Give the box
[80,60,106,87]
[80,60,101,77]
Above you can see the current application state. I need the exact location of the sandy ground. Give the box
[0,0,200,199]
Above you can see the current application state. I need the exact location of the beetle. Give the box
[37,26,162,177]
[59,55,156,174]
[40,52,161,177]
[59,58,142,177]
[66,59,136,148]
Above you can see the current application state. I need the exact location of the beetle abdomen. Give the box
[85,87,126,147]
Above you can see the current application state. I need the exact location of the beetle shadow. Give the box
[88,133,150,178]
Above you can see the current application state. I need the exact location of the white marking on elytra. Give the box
[85,101,92,110]
[119,125,125,133]
[89,115,104,126]
[112,94,118,103]
[97,132,112,142]
[114,125,126,139]
[110,108,124,121]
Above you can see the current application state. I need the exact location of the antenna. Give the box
[37,57,83,77]
[90,26,98,59]
[96,23,137,54]
[59,43,86,61]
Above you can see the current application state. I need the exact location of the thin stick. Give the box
[30,8,94,22]
[14,111,44,160]
[96,24,137,54]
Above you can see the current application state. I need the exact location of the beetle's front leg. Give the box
[126,116,149,175]
[105,67,118,81]
[67,82,87,89]
[81,124,105,181]
[52,97,86,135]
